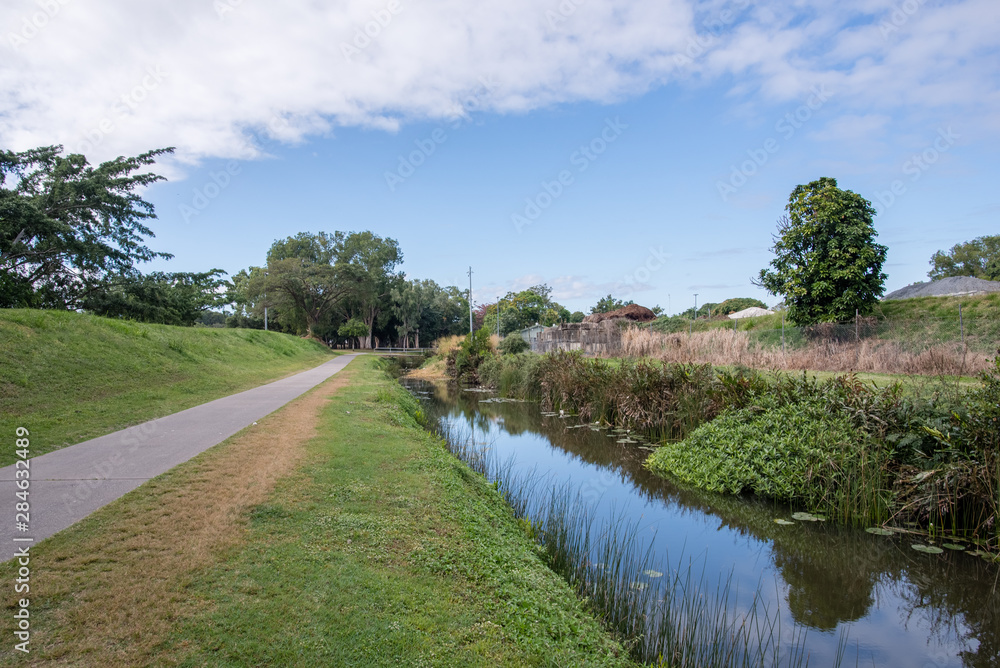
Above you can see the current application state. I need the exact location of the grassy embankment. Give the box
[0,309,339,466]
[0,355,633,666]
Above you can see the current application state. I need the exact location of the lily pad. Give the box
[643,569,663,578]
[865,527,895,536]
[616,438,637,444]
[942,543,965,551]
[911,544,944,554]
[791,512,825,522]
[774,519,795,526]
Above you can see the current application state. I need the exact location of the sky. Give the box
[2,0,998,315]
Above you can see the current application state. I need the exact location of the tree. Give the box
[336,231,402,349]
[590,294,634,314]
[1,145,174,308]
[82,269,227,326]
[338,318,368,349]
[391,279,426,348]
[929,235,1000,281]
[756,178,886,325]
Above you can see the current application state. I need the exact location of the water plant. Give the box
[435,422,838,667]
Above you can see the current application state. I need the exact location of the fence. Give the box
[621,317,1000,376]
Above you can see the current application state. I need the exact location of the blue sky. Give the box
[3,0,998,314]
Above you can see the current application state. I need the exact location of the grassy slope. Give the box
[0,357,633,666]
[0,309,336,466]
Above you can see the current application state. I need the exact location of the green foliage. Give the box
[929,234,1000,281]
[714,297,769,315]
[0,145,174,308]
[757,177,887,325]
[484,284,571,335]
[646,403,861,501]
[448,328,494,382]
[478,352,542,399]
[82,269,228,326]
[498,333,529,355]
[337,317,368,346]
[590,294,634,314]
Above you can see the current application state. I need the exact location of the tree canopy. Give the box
[0,145,174,308]
[590,294,634,314]
[756,177,886,325]
[929,235,1000,282]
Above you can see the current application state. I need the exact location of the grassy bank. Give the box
[0,356,634,665]
[0,309,337,465]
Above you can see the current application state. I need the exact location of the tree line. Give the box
[3,146,994,336]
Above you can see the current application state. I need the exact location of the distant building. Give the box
[518,323,547,346]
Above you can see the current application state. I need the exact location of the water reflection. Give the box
[403,379,1000,667]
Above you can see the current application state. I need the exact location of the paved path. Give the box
[0,354,360,561]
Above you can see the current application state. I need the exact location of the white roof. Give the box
[727,306,775,319]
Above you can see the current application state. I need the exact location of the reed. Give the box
[435,422,837,666]
[621,327,992,376]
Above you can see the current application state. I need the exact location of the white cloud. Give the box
[1,0,997,173]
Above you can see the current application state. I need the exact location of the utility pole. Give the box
[496,296,501,338]
[264,271,268,332]
[691,293,698,335]
[468,266,473,334]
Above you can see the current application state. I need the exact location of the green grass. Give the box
[0,308,337,465]
[160,357,634,666]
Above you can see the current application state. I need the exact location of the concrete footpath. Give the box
[0,354,360,561]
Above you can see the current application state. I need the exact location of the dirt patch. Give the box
[17,364,357,665]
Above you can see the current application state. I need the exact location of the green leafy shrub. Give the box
[446,328,493,383]
[498,333,529,355]
[646,403,861,501]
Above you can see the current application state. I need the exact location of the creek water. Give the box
[401,377,999,668]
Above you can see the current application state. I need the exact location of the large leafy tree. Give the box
[336,231,402,348]
[82,269,227,326]
[929,235,1000,281]
[0,145,174,308]
[756,177,886,325]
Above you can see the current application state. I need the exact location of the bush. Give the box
[498,333,529,355]
[646,403,871,508]
[446,328,494,383]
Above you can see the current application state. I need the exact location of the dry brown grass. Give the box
[2,363,358,666]
[433,334,464,358]
[621,327,992,376]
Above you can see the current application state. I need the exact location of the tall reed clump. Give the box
[435,423,831,667]
[537,351,766,440]
[477,352,543,400]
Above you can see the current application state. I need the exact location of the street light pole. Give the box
[264,271,268,332]
[468,266,473,334]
